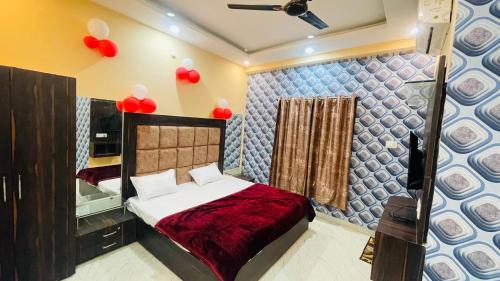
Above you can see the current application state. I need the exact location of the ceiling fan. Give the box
[227,0,329,30]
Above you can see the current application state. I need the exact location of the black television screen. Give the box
[90,99,122,142]
[407,131,425,195]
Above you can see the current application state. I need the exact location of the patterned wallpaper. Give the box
[424,1,499,280]
[244,51,435,230]
[224,114,243,170]
[76,96,91,172]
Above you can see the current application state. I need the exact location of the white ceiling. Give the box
[154,0,387,53]
[93,0,418,67]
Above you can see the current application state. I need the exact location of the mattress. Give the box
[126,175,253,227]
[97,178,122,195]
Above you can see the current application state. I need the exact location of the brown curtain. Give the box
[269,96,356,210]
[269,98,314,195]
[306,96,356,209]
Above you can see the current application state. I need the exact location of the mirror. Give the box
[75,97,122,218]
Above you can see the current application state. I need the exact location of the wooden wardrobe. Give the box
[0,66,76,281]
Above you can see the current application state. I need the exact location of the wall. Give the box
[243,51,435,230]
[0,0,247,118]
[424,0,499,280]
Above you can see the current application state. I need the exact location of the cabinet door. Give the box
[0,66,14,281]
[10,68,75,280]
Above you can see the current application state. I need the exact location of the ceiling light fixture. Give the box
[244,61,250,66]
[167,12,176,17]
[169,25,180,34]
[305,47,314,55]
[307,35,315,39]
[411,27,419,35]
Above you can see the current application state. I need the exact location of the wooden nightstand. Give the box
[232,173,255,183]
[76,208,137,264]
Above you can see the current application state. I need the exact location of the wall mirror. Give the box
[223,113,244,173]
[75,97,123,218]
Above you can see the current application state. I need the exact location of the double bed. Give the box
[121,113,315,281]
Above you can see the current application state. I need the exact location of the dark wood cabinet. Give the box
[76,209,136,264]
[371,196,425,281]
[0,66,76,281]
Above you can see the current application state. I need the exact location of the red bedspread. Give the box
[155,183,315,281]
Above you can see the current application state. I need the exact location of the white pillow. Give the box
[189,163,224,186]
[131,169,177,201]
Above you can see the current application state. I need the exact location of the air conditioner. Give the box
[415,0,453,55]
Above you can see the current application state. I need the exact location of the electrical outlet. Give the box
[385,141,398,149]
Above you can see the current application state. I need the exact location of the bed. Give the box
[121,113,315,281]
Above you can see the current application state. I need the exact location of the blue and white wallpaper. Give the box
[76,96,91,172]
[424,1,499,280]
[224,114,243,170]
[244,51,436,229]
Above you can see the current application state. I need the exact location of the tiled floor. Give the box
[66,217,373,281]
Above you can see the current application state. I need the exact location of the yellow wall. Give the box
[0,0,247,117]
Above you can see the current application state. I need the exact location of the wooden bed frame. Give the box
[121,113,309,281]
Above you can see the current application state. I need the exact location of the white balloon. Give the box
[132,84,148,100]
[87,18,110,40]
[181,58,194,70]
[218,98,229,108]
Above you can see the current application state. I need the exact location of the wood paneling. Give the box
[5,67,76,281]
[0,66,14,281]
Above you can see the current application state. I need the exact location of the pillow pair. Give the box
[131,169,177,201]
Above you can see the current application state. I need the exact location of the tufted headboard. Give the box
[121,113,226,200]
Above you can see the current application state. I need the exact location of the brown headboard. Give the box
[121,113,226,200]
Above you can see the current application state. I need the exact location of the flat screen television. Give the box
[389,56,447,244]
[416,55,448,244]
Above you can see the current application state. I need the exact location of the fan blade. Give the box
[298,11,329,29]
[227,4,282,11]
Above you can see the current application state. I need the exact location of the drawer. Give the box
[77,224,124,264]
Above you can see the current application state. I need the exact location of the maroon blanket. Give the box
[155,183,315,281]
[76,164,121,185]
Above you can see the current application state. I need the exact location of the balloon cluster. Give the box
[116,84,157,114]
[83,18,118,58]
[176,58,201,83]
[212,99,233,120]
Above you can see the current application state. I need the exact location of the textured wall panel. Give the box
[76,97,90,172]
[423,1,500,280]
[244,52,435,230]
[224,114,243,170]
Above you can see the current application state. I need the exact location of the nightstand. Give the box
[232,173,255,183]
[76,208,137,264]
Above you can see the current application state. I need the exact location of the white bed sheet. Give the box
[127,175,253,227]
[97,178,122,195]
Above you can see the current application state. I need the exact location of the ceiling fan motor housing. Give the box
[284,0,308,16]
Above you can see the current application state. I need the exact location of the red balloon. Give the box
[99,39,118,57]
[222,108,233,120]
[213,107,225,119]
[176,67,189,80]
[83,35,100,49]
[140,98,157,114]
[123,96,140,112]
[187,70,200,83]
[116,101,123,112]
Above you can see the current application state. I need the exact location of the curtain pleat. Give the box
[269,99,314,195]
[269,96,356,210]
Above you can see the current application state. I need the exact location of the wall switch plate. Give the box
[385,141,398,149]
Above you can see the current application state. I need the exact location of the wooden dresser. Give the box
[77,208,137,264]
[371,196,426,281]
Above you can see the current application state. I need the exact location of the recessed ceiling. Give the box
[152,0,387,53]
[93,0,418,66]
